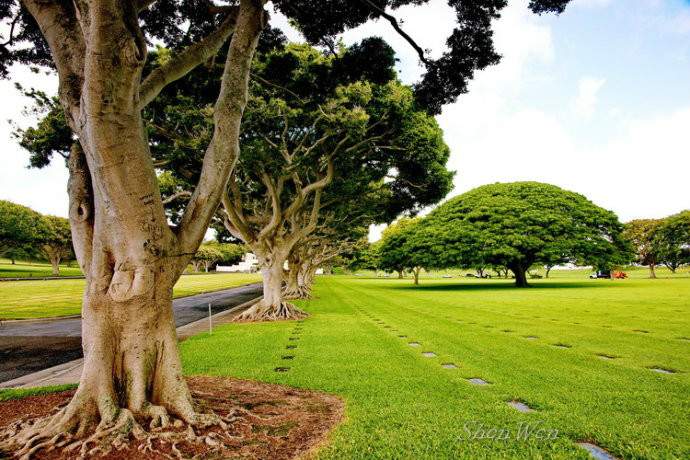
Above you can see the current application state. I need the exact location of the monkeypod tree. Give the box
[38,215,73,276]
[379,217,420,278]
[623,219,664,278]
[379,217,436,284]
[1,0,571,454]
[423,182,633,287]
[349,240,383,275]
[0,200,48,259]
[656,211,690,272]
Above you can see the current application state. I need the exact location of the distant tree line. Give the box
[0,200,74,276]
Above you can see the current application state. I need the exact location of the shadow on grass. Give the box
[385,280,609,292]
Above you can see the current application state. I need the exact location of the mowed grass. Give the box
[0,259,83,278]
[0,273,262,319]
[180,275,690,459]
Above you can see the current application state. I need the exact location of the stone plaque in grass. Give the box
[286,345,297,349]
[506,401,533,412]
[398,335,407,338]
[408,342,421,347]
[597,354,616,360]
[289,338,300,341]
[524,336,538,340]
[282,356,295,360]
[553,343,571,349]
[441,363,457,369]
[576,442,619,460]
[649,367,675,374]
[275,367,290,372]
[468,378,490,386]
[423,352,437,357]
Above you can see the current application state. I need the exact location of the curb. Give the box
[0,314,82,326]
[0,295,263,389]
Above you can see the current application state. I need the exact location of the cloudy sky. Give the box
[1,0,688,241]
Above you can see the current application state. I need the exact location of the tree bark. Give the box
[237,249,307,321]
[510,263,530,287]
[545,266,552,278]
[397,270,404,279]
[649,263,657,279]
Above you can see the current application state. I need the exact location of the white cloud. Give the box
[573,76,606,118]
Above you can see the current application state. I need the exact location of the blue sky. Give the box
[0,0,688,242]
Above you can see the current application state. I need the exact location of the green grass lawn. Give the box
[0,259,84,278]
[179,275,690,459]
[0,273,262,319]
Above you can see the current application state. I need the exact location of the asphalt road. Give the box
[0,282,263,383]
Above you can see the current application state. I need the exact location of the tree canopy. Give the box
[655,210,690,272]
[623,219,664,278]
[0,199,49,258]
[420,182,633,286]
[379,217,434,284]
[38,215,73,276]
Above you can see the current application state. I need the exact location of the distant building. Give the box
[217,253,259,273]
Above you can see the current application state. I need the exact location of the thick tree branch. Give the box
[162,190,192,204]
[22,0,85,126]
[176,0,265,259]
[139,11,239,108]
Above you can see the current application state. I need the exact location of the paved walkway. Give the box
[0,283,263,384]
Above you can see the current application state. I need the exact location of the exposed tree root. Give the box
[0,376,345,460]
[282,285,314,300]
[0,394,228,460]
[235,300,308,322]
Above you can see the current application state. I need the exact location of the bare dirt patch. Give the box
[0,375,344,460]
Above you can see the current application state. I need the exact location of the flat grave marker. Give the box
[506,401,533,412]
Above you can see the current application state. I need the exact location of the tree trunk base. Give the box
[0,376,344,460]
[0,394,224,460]
[236,299,308,322]
[282,286,314,300]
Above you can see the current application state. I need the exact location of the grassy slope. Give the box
[0,273,262,319]
[180,275,690,459]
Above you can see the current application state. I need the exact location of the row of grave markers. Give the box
[275,320,304,373]
[358,307,625,460]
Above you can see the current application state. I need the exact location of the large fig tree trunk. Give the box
[237,249,307,321]
[1,0,265,456]
[283,254,313,300]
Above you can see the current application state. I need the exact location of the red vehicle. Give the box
[612,271,628,279]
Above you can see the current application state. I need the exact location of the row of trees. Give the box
[624,212,690,278]
[0,0,573,453]
[355,182,635,287]
[0,200,73,276]
[190,241,245,273]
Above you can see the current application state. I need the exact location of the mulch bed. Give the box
[0,375,345,460]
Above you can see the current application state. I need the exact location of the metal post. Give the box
[208,303,212,335]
